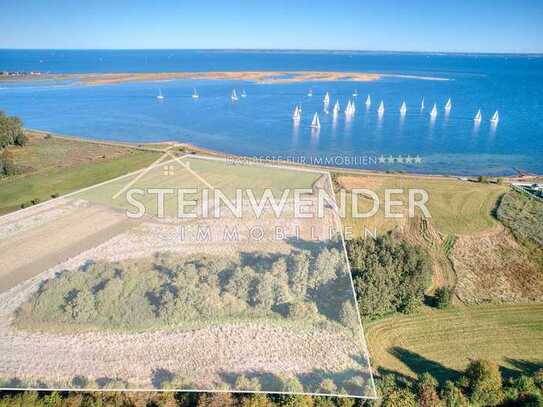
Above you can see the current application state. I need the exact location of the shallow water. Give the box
[1,50,542,175]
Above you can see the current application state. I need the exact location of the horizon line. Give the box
[1,47,542,56]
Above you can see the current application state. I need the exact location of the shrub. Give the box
[0,148,17,176]
[234,374,261,391]
[434,286,453,309]
[441,380,469,407]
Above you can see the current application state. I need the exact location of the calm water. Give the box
[1,50,542,175]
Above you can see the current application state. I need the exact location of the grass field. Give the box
[77,156,322,217]
[0,133,161,214]
[336,173,507,236]
[365,303,543,382]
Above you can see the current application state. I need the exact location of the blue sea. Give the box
[1,50,542,175]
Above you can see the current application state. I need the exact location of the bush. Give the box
[434,286,453,309]
[234,374,261,391]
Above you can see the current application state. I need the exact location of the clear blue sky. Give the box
[1,0,542,53]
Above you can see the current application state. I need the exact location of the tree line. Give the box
[1,359,542,406]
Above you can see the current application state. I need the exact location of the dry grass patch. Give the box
[450,229,543,303]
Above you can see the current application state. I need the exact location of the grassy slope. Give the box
[336,173,507,236]
[0,135,161,214]
[365,303,543,382]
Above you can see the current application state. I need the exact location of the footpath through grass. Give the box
[365,303,543,382]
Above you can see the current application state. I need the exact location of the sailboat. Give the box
[490,110,499,124]
[292,105,301,121]
[377,100,385,115]
[474,109,482,122]
[231,89,238,101]
[323,92,330,106]
[307,89,313,97]
[192,88,199,99]
[345,100,354,116]
[333,100,340,114]
[400,101,407,115]
[157,89,164,100]
[365,94,371,107]
[445,98,452,112]
[430,103,438,118]
[352,89,359,97]
[310,112,321,128]
[241,89,247,98]
[420,97,425,111]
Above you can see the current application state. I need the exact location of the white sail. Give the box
[333,100,340,114]
[345,100,353,116]
[377,100,385,115]
[421,97,425,111]
[231,89,238,101]
[474,109,482,122]
[430,103,438,118]
[400,101,407,115]
[311,112,321,128]
[292,105,301,120]
[365,94,371,107]
[351,99,356,113]
[192,88,199,99]
[490,110,499,124]
[445,98,452,112]
[157,89,164,100]
[323,92,330,105]
[307,89,313,97]
[241,89,247,98]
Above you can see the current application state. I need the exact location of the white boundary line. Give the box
[0,153,378,399]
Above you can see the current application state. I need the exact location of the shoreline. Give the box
[0,70,450,85]
[24,128,541,182]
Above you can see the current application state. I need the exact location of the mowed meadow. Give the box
[336,173,508,236]
[365,303,543,382]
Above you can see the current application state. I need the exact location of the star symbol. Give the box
[414,155,423,164]
[396,155,404,164]
[404,155,413,164]
[387,155,395,164]
[378,155,386,164]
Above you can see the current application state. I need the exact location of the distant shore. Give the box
[1,70,449,85]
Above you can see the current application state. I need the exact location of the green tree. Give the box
[464,359,503,406]
[347,235,432,319]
